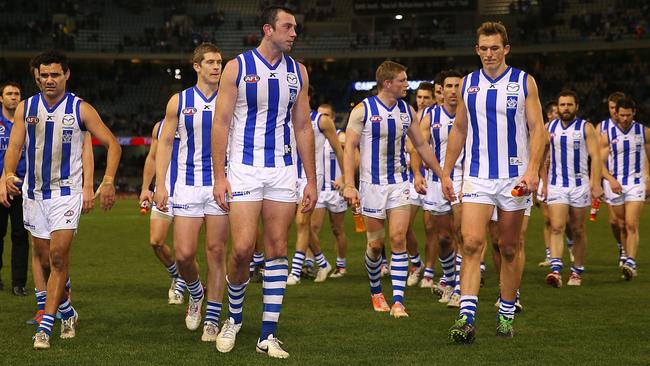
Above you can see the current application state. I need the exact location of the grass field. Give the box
[1,199,649,365]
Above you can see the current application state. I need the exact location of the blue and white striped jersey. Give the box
[359,96,412,185]
[462,66,529,179]
[297,111,325,179]
[321,130,343,191]
[229,49,302,168]
[547,118,589,187]
[176,86,216,187]
[22,93,85,200]
[426,105,463,182]
[605,120,646,185]
[156,120,181,196]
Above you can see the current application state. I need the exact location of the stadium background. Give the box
[1,0,649,364]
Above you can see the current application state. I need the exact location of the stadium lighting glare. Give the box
[395,14,403,20]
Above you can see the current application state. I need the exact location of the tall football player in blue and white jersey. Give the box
[154,43,228,342]
[600,97,650,281]
[343,60,443,318]
[309,104,350,278]
[211,7,316,358]
[288,100,344,285]
[544,90,603,288]
[411,70,464,303]
[4,50,121,350]
[596,91,627,267]
[441,22,546,342]
[140,120,187,305]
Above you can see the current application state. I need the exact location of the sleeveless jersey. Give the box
[23,93,85,200]
[547,118,589,187]
[605,120,646,185]
[229,49,302,168]
[176,86,216,187]
[425,105,463,182]
[0,112,26,180]
[156,120,181,196]
[462,66,529,179]
[321,130,343,191]
[359,96,412,185]
[297,111,325,179]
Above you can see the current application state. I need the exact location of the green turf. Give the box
[1,199,649,365]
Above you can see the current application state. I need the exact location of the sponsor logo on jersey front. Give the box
[506,82,520,93]
[244,74,260,83]
[182,107,197,116]
[509,157,523,166]
[400,113,409,122]
[0,126,5,134]
[287,73,298,85]
[62,114,75,126]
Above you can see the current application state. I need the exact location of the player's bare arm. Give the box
[584,123,603,199]
[320,114,345,187]
[343,103,363,206]
[154,94,180,211]
[442,80,468,201]
[4,101,26,198]
[408,105,441,179]
[139,122,160,207]
[292,63,317,213]
[600,131,621,193]
[523,75,546,191]
[81,132,95,214]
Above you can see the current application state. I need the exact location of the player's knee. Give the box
[625,221,639,234]
[438,234,452,251]
[549,223,565,236]
[149,239,166,250]
[49,251,66,272]
[230,248,253,266]
[570,224,586,240]
[331,225,345,239]
[461,235,483,256]
[498,242,518,262]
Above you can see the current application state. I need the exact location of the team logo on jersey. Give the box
[62,130,73,143]
[26,116,39,125]
[467,86,480,94]
[244,74,260,83]
[284,144,292,155]
[182,107,197,116]
[289,89,298,102]
[287,74,298,85]
[370,115,382,123]
[635,135,643,143]
[0,126,5,134]
[506,83,520,93]
[400,113,409,122]
[62,114,75,126]
[506,96,518,109]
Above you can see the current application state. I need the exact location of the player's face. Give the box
[0,86,21,111]
[268,11,297,52]
[32,68,42,91]
[317,105,335,120]
[558,96,578,122]
[195,52,222,85]
[386,71,408,99]
[608,100,618,120]
[415,90,434,111]
[442,77,461,107]
[476,35,510,71]
[546,105,558,121]
[617,107,635,125]
[39,63,69,98]
[434,83,444,105]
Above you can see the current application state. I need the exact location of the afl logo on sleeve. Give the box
[182,107,197,116]
[26,116,39,125]
[467,86,480,94]
[244,74,260,83]
[370,115,383,123]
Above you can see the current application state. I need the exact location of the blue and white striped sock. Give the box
[440,252,455,286]
[314,252,329,269]
[390,252,408,304]
[204,301,222,326]
[453,254,462,293]
[35,290,46,311]
[186,279,204,302]
[498,298,516,320]
[566,238,574,248]
[571,265,584,275]
[261,257,288,340]
[459,295,478,324]
[166,262,180,279]
[305,257,315,269]
[250,251,265,272]
[423,267,434,280]
[290,251,305,278]
[336,257,346,269]
[410,253,422,269]
[480,261,486,274]
[174,277,186,293]
[365,254,383,295]
[381,255,388,267]
[625,257,636,269]
[226,277,249,325]
[65,277,71,292]
[58,297,76,320]
[550,258,563,273]
[545,247,551,260]
[37,314,56,336]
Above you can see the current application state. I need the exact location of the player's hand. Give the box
[0,177,11,208]
[332,177,343,191]
[213,178,231,212]
[153,187,169,213]
[541,182,548,202]
[98,182,116,211]
[6,175,21,197]
[414,175,427,195]
[520,170,539,193]
[591,184,604,201]
[441,176,456,202]
[82,185,95,214]
[139,189,153,206]
[608,178,622,194]
[301,180,317,213]
[342,184,360,207]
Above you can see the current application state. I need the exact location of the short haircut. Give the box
[616,97,636,112]
[375,61,407,91]
[476,21,509,46]
[192,42,220,64]
[260,6,294,33]
[607,91,626,104]
[1,81,21,94]
[32,50,69,73]
[557,89,579,105]
[543,101,557,115]
[318,103,335,114]
[416,82,435,95]
[438,69,464,85]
